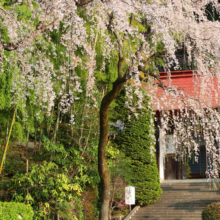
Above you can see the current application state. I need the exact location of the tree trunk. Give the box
[53,103,60,143]
[99,102,111,220]
[98,81,124,220]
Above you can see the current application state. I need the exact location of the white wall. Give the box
[159,131,164,180]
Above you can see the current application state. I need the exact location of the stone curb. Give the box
[124,206,140,220]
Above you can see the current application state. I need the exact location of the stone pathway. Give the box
[130,180,220,220]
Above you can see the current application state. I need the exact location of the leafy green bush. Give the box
[114,89,162,205]
[11,161,83,219]
[202,202,220,220]
[0,202,34,220]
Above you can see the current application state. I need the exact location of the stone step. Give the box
[138,209,204,212]
[130,181,220,220]
[134,214,202,216]
[160,186,217,189]
[132,216,202,217]
[132,216,201,220]
[137,209,204,212]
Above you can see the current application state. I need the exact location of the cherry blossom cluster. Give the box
[2,0,220,178]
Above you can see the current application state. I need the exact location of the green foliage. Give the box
[114,89,162,205]
[184,162,191,179]
[107,144,132,185]
[108,150,132,217]
[0,202,34,220]
[57,201,84,220]
[202,202,220,220]
[13,121,26,141]
[11,161,83,219]
[14,4,33,24]
[34,137,100,187]
[81,186,99,220]
[0,150,26,177]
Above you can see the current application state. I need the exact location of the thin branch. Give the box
[80,123,92,157]
[138,66,166,91]
[121,13,134,45]
[121,41,148,82]
[107,13,125,79]
[139,66,190,107]
[75,0,105,6]
[155,82,190,108]
[1,0,97,51]
[144,25,153,42]
[0,6,14,19]
[143,51,166,66]
[130,13,134,26]
[2,17,60,51]
[75,0,94,6]
[155,80,214,112]
[143,48,187,66]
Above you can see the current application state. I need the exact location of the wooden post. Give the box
[26,159,29,193]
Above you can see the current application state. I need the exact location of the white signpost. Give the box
[125,186,135,212]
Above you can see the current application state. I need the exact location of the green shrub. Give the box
[184,162,191,179]
[0,202,34,220]
[202,202,220,220]
[114,89,162,205]
[10,161,83,219]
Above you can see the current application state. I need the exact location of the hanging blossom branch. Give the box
[0,0,101,51]
[3,0,220,218]
[139,54,220,179]
[138,66,190,108]
[147,69,220,178]
[2,21,58,51]
[0,0,96,118]
[2,8,68,51]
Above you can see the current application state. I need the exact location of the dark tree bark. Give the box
[98,16,151,220]
[98,77,125,220]
[75,0,94,6]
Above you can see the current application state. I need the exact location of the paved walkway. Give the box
[131,180,220,220]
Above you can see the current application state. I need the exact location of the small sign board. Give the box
[125,186,135,205]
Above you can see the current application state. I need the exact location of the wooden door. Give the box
[165,154,178,180]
